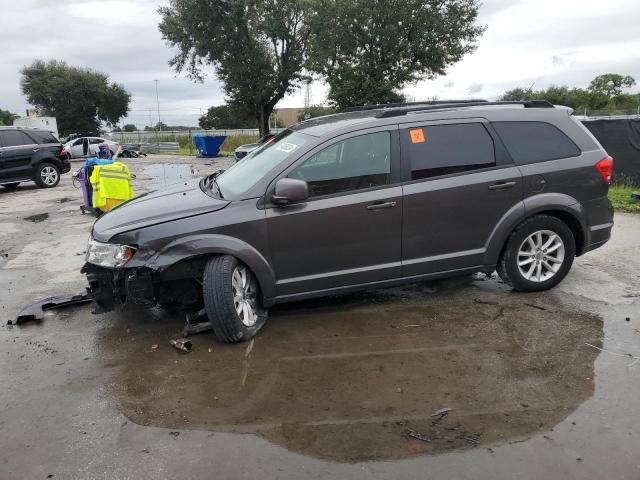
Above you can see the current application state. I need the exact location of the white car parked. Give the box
[64,137,121,159]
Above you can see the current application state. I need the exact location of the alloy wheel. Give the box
[517,229,565,282]
[41,166,58,186]
[231,265,258,327]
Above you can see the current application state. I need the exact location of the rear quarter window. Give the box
[492,121,581,165]
[26,130,59,144]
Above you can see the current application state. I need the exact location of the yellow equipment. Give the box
[89,162,134,213]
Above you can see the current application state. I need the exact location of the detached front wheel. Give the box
[203,255,268,343]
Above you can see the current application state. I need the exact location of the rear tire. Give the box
[34,163,60,188]
[497,215,575,292]
[1,182,20,189]
[203,255,268,343]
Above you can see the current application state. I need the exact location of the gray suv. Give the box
[83,101,614,342]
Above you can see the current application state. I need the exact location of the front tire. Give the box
[34,163,60,188]
[203,255,268,343]
[498,215,575,292]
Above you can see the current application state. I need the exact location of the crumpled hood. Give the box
[92,178,229,241]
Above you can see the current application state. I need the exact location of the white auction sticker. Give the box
[276,142,298,153]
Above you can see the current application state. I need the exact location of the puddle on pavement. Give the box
[23,213,49,223]
[141,164,199,189]
[98,277,602,462]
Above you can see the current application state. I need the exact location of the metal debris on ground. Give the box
[170,338,192,353]
[430,407,451,425]
[9,293,92,325]
[406,429,430,443]
[464,434,481,445]
[430,407,452,417]
[525,303,547,311]
[473,298,499,306]
[151,344,159,350]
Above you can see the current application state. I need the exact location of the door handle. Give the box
[366,201,396,210]
[488,181,516,191]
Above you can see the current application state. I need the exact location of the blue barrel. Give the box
[194,135,227,157]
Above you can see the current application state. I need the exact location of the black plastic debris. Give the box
[9,293,92,325]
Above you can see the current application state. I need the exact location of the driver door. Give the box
[265,127,403,299]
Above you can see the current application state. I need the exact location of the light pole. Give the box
[154,79,162,132]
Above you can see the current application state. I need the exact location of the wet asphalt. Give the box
[0,155,639,479]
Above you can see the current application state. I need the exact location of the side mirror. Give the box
[271,178,309,206]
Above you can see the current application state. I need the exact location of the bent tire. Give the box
[203,255,268,343]
[498,215,576,292]
[34,163,60,188]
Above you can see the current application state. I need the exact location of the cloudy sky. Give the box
[1,0,639,127]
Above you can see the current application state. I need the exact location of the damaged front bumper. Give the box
[81,263,156,312]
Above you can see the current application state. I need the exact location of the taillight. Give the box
[60,147,68,158]
[595,156,613,185]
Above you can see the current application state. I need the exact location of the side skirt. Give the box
[268,265,494,306]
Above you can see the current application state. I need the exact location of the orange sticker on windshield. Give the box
[410,129,425,143]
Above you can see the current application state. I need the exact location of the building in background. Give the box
[13,110,59,139]
[273,108,303,127]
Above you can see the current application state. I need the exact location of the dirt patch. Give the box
[98,277,602,462]
[23,213,49,223]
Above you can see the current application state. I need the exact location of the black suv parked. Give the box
[0,127,70,189]
[83,101,614,343]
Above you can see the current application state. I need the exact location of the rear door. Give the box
[0,130,37,181]
[265,127,403,298]
[399,119,523,275]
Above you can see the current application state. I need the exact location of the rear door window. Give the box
[492,121,580,164]
[0,130,35,147]
[289,131,391,197]
[401,123,495,180]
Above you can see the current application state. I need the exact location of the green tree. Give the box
[159,0,312,136]
[588,74,636,100]
[199,104,257,129]
[307,0,485,109]
[20,60,130,136]
[500,74,639,113]
[0,108,18,126]
[123,124,137,132]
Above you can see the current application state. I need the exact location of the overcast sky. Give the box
[1,0,639,127]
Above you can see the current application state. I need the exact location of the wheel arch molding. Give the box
[483,193,587,265]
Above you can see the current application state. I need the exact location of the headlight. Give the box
[86,239,135,268]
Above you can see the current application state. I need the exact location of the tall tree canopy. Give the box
[20,60,130,135]
[0,108,18,126]
[199,104,257,129]
[159,0,311,136]
[307,0,485,109]
[500,74,639,113]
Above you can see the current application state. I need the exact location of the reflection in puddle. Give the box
[142,164,198,189]
[98,278,602,462]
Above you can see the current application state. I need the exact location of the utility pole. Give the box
[154,80,162,132]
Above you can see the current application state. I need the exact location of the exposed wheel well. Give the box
[153,253,267,305]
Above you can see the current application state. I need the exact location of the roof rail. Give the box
[343,99,488,113]
[375,100,554,118]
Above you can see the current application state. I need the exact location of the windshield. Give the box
[216,130,310,198]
